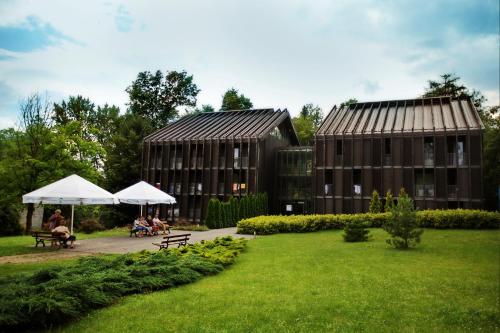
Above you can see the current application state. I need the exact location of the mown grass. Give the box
[55,229,500,333]
[0,227,128,257]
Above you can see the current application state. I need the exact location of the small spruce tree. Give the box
[205,198,219,229]
[369,190,382,213]
[383,187,423,249]
[343,219,370,242]
[384,189,395,212]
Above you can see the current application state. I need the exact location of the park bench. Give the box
[32,231,67,248]
[152,233,191,250]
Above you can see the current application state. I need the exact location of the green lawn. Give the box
[0,227,128,257]
[54,229,499,333]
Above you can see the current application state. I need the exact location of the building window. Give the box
[353,169,361,196]
[336,140,343,155]
[384,138,391,165]
[325,170,333,195]
[415,170,434,197]
[424,137,434,166]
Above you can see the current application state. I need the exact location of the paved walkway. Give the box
[0,228,254,265]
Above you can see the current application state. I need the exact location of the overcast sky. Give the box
[0,0,498,129]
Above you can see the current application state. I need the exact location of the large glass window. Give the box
[424,137,434,166]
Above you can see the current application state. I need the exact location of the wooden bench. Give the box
[32,231,66,248]
[153,233,191,250]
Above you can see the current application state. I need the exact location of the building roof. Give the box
[144,108,299,143]
[316,96,484,136]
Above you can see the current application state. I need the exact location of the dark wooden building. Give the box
[314,97,484,213]
[142,109,299,223]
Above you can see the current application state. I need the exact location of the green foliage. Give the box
[340,98,358,108]
[78,219,105,234]
[292,103,323,145]
[126,70,200,129]
[482,114,500,210]
[220,88,253,111]
[0,236,246,331]
[188,104,215,116]
[369,190,382,213]
[0,201,21,236]
[205,198,219,229]
[343,219,370,242]
[205,193,268,229]
[237,209,500,235]
[384,189,395,212]
[383,189,422,249]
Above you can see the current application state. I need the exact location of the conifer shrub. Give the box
[383,189,423,249]
[384,190,395,212]
[0,236,246,331]
[343,219,370,242]
[204,193,269,229]
[369,190,382,213]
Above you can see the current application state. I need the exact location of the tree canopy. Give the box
[292,104,323,145]
[126,70,200,129]
[220,88,253,111]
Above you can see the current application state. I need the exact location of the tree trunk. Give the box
[25,203,34,235]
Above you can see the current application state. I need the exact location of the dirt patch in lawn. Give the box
[0,251,99,264]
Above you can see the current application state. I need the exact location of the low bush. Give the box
[78,218,105,234]
[343,219,370,242]
[174,225,210,232]
[237,209,500,235]
[0,236,246,331]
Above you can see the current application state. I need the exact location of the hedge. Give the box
[236,209,500,235]
[0,236,247,331]
[205,193,268,229]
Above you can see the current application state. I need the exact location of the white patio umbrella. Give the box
[114,181,176,215]
[22,174,118,234]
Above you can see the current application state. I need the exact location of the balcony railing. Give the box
[188,183,196,195]
[233,156,249,168]
[175,183,181,194]
[447,185,458,198]
[416,184,435,197]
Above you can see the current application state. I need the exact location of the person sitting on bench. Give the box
[51,220,76,248]
[48,209,65,230]
[153,214,170,235]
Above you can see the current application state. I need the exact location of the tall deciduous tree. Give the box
[126,70,200,129]
[220,88,253,111]
[292,104,323,145]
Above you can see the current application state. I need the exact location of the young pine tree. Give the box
[369,190,382,213]
[343,219,370,242]
[383,188,423,249]
[384,189,395,212]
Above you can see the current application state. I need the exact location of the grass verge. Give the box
[56,229,499,333]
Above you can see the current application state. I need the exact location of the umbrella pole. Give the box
[71,204,74,235]
[140,205,143,216]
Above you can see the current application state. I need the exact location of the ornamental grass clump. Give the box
[0,236,246,332]
[383,189,423,249]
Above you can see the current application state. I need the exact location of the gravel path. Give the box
[0,228,253,264]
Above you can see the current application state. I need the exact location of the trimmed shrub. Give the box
[343,219,370,242]
[237,209,500,235]
[205,193,269,229]
[383,190,422,249]
[0,236,246,331]
[79,219,105,234]
[369,190,382,213]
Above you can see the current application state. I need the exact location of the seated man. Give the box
[48,209,65,230]
[51,220,76,248]
[153,214,170,235]
[136,216,153,237]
